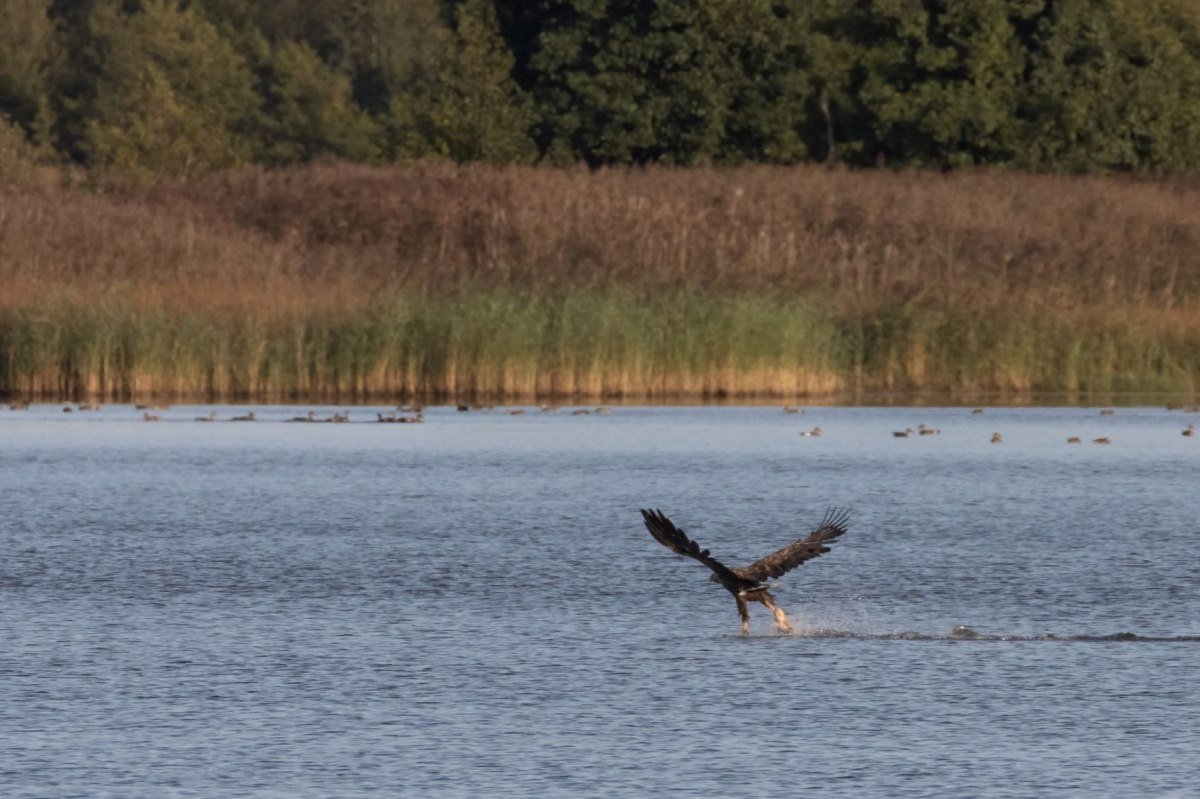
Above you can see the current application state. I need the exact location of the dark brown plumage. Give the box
[641,507,849,634]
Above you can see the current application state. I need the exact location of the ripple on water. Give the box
[1,405,1198,798]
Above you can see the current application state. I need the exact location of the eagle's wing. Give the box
[734,507,850,583]
[641,508,756,589]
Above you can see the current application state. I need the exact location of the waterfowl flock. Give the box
[0,403,1196,445]
[784,403,1197,445]
[2,403,618,424]
[377,410,422,423]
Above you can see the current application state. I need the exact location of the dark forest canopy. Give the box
[4,0,1200,179]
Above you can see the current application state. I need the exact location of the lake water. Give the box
[1,403,1197,798]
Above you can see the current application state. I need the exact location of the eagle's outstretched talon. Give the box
[769,604,794,634]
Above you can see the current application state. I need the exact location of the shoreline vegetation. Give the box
[3,163,1200,403]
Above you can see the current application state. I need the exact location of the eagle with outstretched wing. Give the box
[641,507,850,634]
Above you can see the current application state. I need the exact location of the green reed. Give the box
[1,289,1196,401]
[843,306,1200,395]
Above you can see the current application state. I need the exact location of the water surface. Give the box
[1,404,1197,798]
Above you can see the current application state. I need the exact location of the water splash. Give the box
[753,619,1200,642]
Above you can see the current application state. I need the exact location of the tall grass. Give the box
[2,163,1199,400]
[2,291,1195,401]
[0,291,849,400]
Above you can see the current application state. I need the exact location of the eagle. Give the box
[640,506,850,634]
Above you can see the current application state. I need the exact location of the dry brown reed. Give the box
[8,162,1200,308]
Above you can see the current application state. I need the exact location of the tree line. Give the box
[3,0,1200,179]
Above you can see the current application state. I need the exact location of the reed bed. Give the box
[2,163,1199,401]
[0,291,846,400]
[2,292,1195,401]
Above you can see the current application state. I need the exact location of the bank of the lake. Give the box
[3,164,1199,401]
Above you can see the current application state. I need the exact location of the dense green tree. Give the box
[14,0,1200,174]
[0,116,43,185]
[812,0,1033,168]
[0,0,55,145]
[309,0,451,117]
[396,0,535,163]
[251,38,382,165]
[512,0,802,165]
[194,0,449,117]
[1020,0,1200,171]
[716,2,820,163]
[67,1,256,180]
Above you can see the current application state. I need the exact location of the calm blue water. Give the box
[1,404,1197,798]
